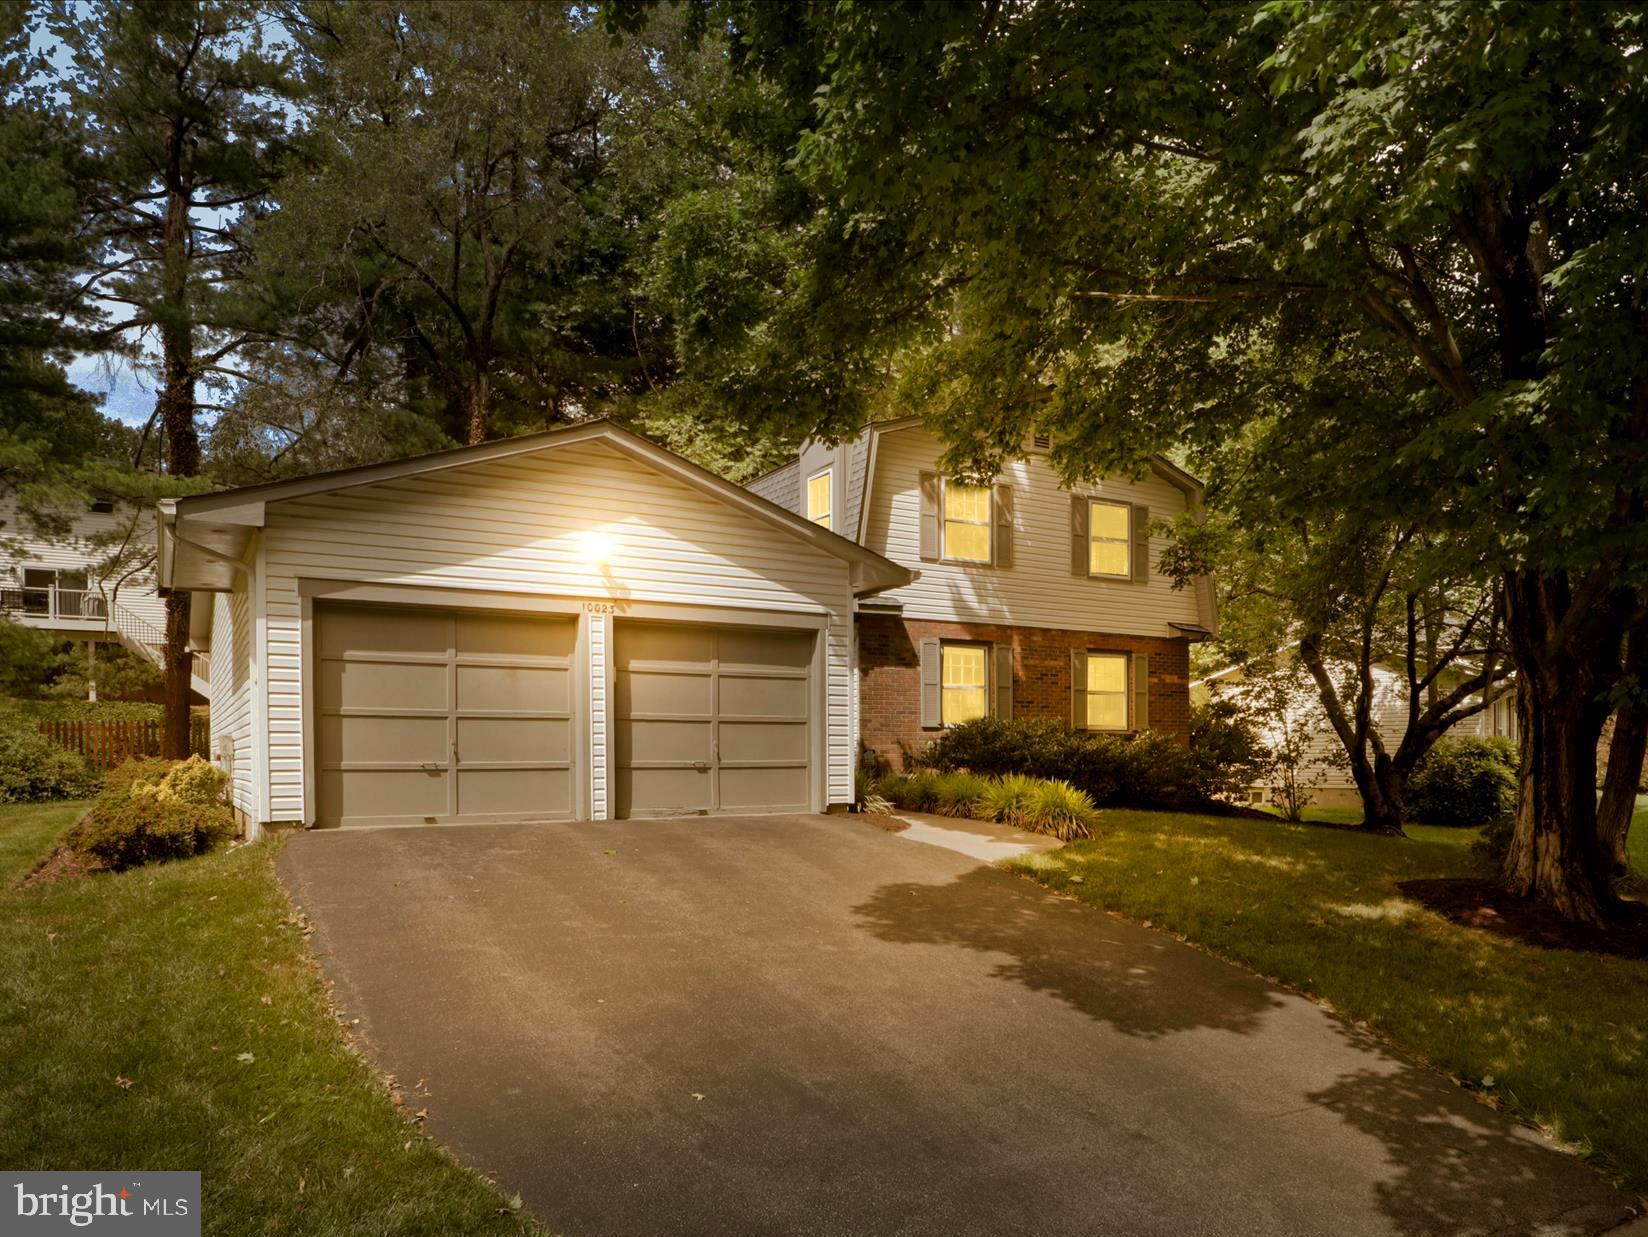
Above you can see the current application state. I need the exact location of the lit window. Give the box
[943,481,992,563]
[1083,652,1130,730]
[1088,499,1132,577]
[807,469,832,530]
[941,644,988,726]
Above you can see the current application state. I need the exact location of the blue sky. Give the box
[68,354,155,427]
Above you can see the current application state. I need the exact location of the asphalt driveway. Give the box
[277,816,1636,1237]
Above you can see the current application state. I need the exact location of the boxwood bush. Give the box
[0,722,99,803]
[1406,737,1518,827]
[913,716,1224,811]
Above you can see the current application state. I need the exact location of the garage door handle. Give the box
[693,761,709,772]
[421,762,442,774]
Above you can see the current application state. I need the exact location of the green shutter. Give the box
[993,484,1014,568]
[1071,496,1089,576]
[1131,504,1150,583]
[1070,648,1088,729]
[993,643,1013,719]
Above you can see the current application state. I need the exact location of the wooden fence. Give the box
[37,717,210,769]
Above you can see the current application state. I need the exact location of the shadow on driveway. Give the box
[278,816,1637,1237]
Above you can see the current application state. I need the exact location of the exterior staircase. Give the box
[108,600,211,700]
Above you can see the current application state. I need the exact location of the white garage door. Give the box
[315,604,578,826]
[613,620,814,818]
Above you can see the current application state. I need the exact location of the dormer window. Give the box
[89,498,115,514]
[806,469,832,530]
[941,480,992,563]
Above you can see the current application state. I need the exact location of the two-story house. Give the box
[747,418,1219,770]
[0,492,207,698]
[163,419,1212,836]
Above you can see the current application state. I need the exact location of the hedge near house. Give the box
[1405,738,1519,829]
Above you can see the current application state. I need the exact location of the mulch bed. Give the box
[1398,877,1648,959]
[849,812,909,834]
[18,843,106,888]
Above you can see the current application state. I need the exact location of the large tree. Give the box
[50,0,295,754]
[256,0,682,447]
[638,0,1648,925]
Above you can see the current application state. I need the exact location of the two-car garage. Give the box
[160,422,910,836]
[315,602,817,827]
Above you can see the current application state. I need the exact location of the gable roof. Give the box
[158,420,912,597]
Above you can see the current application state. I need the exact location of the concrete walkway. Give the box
[278,815,1639,1237]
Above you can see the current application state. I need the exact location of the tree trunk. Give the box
[1598,616,1648,876]
[1352,750,1407,834]
[158,123,199,760]
[465,370,491,445]
[1500,570,1624,927]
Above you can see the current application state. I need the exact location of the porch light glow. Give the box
[578,530,613,567]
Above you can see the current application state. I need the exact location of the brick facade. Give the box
[856,613,1192,771]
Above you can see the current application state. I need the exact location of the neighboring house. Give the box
[1193,660,1518,809]
[747,418,1218,769]
[0,492,208,698]
[159,421,910,836]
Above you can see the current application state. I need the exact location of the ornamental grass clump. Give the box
[932,770,991,817]
[1026,778,1100,841]
[972,772,1040,827]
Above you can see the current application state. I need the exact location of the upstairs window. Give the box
[807,469,832,530]
[1087,499,1132,578]
[941,643,989,726]
[942,481,992,563]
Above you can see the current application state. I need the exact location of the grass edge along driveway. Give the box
[0,801,542,1237]
[1006,809,1648,1196]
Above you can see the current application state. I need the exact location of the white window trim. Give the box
[941,477,993,565]
[1086,498,1132,580]
[806,467,833,530]
[1081,649,1131,732]
[939,639,991,728]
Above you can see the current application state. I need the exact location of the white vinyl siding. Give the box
[209,579,256,820]
[0,496,167,632]
[255,441,856,821]
[863,427,1202,635]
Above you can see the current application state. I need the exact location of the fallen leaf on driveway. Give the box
[691,1093,705,1101]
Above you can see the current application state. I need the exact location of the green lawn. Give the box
[1008,807,1648,1191]
[0,802,542,1236]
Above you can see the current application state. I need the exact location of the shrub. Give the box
[1187,699,1272,801]
[65,794,235,871]
[130,754,228,806]
[103,757,174,796]
[1407,737,1518,827]
[914,716,1216,811]
[0,722,100,803]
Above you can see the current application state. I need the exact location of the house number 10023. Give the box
[584,601,616,614]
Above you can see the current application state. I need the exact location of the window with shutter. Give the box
[942,480,993,563]
[1079,651,1131,731]
[1087,499,1132,578]
[940,643,989,725]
